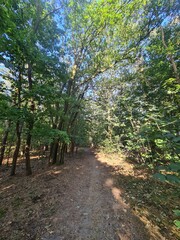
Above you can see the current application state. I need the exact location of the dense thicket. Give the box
[0,0,179,185]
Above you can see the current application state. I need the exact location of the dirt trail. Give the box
[1,149,158,240]
[41,149,151,240]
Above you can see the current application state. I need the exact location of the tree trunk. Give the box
[10,121,21,176]
[10,67,23,175]
[0,121,11,165]
[24,122,33,176]
[49,142,54,164]
[59,143,66,165]
[51,140,59,164]
[70,140,75,155]
[24,62,33,175]
[65,144,68,154]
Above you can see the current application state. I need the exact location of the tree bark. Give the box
[10,68,23,176]
[70,140,75,155]
[10,121,22,176]
[59,143,66,165]
[24,121,33,176]
[49,142,54,164]
[24,62,33,175]
[0,121,11,165]
[51,140,59,164]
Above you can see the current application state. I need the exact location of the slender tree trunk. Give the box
[59,143,66,165]
[52,65,78,164]
[24,121,33,176]
[65,144,68,154]
[24,62,33,175]
[10,121,21,176]
[51,140,59,164]
[70,140,75,155]
[10,68,23,176]
[0,121,11,165]
[49,142,54,164]
[49,139,59,165]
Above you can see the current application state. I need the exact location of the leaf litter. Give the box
[0,149,179,240]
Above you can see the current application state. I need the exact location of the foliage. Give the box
[173,210,180,229]
[0,0,179,177]
[84,1,179,173]
[115,154,180,239]
[0,0,179,237]
[32,123,70,145]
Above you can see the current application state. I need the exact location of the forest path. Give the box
[41,149,151,240]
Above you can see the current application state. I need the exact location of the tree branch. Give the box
[34,7,61,33]
[161,26,180,84]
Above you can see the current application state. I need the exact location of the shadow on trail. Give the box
[93,149,179,240]
[88,150,154,240]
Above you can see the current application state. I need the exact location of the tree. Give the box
[86,0,179,167]
[0,0,65,174]
[0,0,179,176]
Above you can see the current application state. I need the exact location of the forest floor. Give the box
[0,148,179,240]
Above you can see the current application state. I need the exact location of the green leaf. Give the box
[166,174,180,184]
[169,163,180,172]
[173,136,180,143]
[174,220,180,229]
[157,165,167,171]
[153,173,166,182]
[173,210,180,217]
